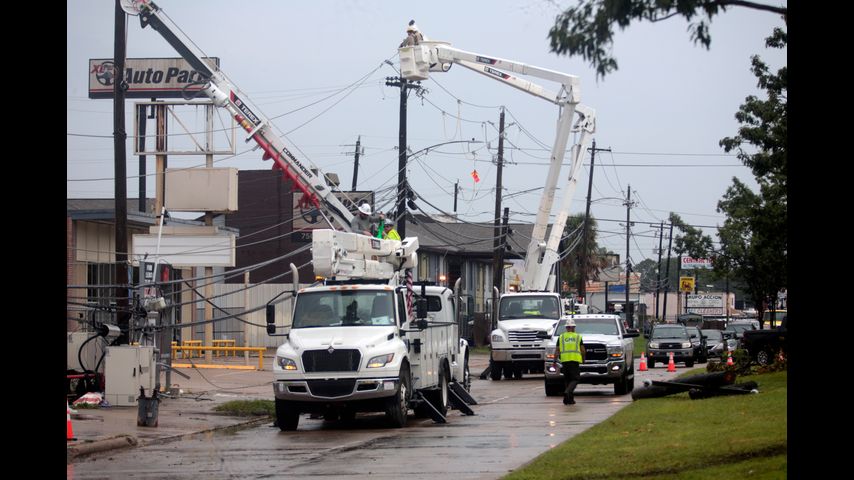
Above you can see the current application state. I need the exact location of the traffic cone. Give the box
[638,351,648,371]
[67,401,76,441]
[666,352,676,372]
[726,351,734,366]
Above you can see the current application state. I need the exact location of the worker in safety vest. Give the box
[554,316,586,405]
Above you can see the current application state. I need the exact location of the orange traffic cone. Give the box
[726,351,734,366]
[67,401,76,441]
[638,351,648,371]
[666,352,677,372]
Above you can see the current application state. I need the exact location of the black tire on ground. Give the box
[462,354,472,391]
[490,360,502,381]
[614,374,629,395]
[275,399,300,431]
[648,359,655,368]
[503,366,514,380]
[545,380,563,397]
[627,374,635,392]
[756,349,772,366]
[385,366,410,428]
[513,368,523,380]
[686,360,694,368]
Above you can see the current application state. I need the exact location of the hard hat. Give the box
[385,219,395,226]
[358,203,372,215]
[407,20,419,32]
[565,319,576,327]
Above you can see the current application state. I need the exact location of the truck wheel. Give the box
[385,367,410,428]
[686,360,694,368]
[756,349,772,366]
[275,399,300,431]
[614,375,629,395]
[462,354,472,392]
[434,366,450,416]
[503,366,514,380]
[339,408,356,422]
[513,368,523,380]
[490,360,502,381]
[544,381,563,397]
[648,359,655,368]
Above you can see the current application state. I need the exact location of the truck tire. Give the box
[503,366,514,380]
[544,380,563,397]
[385,367,411,428]
[275,399,300,431]
[614,374,629,395]
[648,359,655,368]
[512,368,523,380]
[490,360,502,381]
[416,366,449,417]
[756,349,772,366]
[462,354,472,392]
[686,360,694,368]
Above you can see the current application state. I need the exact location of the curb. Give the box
[66,416,272,463]
[67,435,138,463]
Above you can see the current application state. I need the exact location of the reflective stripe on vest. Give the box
[559,332,582,363]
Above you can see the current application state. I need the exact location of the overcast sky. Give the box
[67,0,787,268]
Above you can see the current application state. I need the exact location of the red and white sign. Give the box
[681,257,712,269]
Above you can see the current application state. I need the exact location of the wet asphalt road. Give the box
[69,358,680,479]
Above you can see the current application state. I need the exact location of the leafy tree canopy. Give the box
[548,0,788,79]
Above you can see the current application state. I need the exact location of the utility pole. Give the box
[579,140,610,302]
[662,223,674,322]
[453,180,459,213]
[655,221,664,320]
[137,104,147,213]
[492,107,506,299]
[350,135,361,191]
[113,0,130,344]
[385,76,422,238]
[623,185,635,328]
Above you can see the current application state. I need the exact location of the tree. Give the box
[715,28,786,327]
[547,0,788,79]
[633,258,660,293]
[669,212,714,259]
[559,213,613,296]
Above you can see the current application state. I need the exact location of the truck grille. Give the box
[306,379,357,398]
[302,349,361,372]
[585,343,607,361]
[508,330,545,343]
[659,342,684,349]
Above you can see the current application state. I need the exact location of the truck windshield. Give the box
[499,296,560,320]
[292,291,395,328]
[575,318,619,335]
[651,326,688,339]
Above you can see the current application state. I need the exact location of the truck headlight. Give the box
[649,342,659,349]
[491,333,506,343]
[367,353,394,368]
[607,345,624,358]
[545,352,555,361]
[277,356,298,370]
[681,342,691,349]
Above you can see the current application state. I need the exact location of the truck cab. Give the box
[273,282,468,430]
[488,293,562,380]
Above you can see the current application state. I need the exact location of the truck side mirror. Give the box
[266,304,277,335]
[416,319,429,330]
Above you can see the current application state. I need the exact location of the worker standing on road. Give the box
[555,317,586,405]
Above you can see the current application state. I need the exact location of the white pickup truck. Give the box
[542,314,639,396]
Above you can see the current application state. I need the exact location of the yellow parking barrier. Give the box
[212,339,237,357]
[170,346,267,370]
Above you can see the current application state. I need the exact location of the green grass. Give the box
[471,346,491,355]
[213,399,275,417]
[634,335,647,356]
[503,370,787,480]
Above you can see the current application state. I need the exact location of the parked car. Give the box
[702,329,724,359]
[742,314,787,365]
[645,324,694,368]
[685,325,708,363]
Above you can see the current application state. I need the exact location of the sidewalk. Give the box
[67,352,276,463]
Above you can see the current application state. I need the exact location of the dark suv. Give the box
[645,324,694,368]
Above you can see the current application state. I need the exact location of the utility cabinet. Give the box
[105,346,156,406]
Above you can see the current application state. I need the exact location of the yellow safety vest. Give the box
[558,332,582,363]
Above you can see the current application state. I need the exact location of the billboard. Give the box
[686,294,724,308]
[681,257,712,269]
[89,57,220,99]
